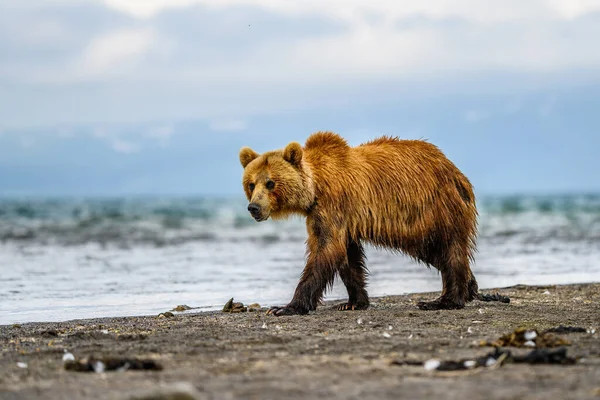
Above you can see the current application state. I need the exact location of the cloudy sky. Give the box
[1,0,599,196]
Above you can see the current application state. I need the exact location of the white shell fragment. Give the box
[93,361,105,373]
[463,360,477,369]
[424,359,441,371]
[524,330,538,340]
[467,327,474,334]
[543,290,551,295]
[261,322,267,329]
[62,352,75,362]
[383,332,391,338]
[356,318,363,325]
[524,340,536,347]
[16,362,28,369]
[388,325,393,331]
[408,334,414,339]
[485,357,496,367]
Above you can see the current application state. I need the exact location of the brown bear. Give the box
[239,131,509,316]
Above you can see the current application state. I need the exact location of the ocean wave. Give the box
[0,195,599,247]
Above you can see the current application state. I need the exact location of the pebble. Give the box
[62,352,75,362]
[524,330,538,340]
[383,332,391,338]
[93,361,105,373]
[261,322,267,329]
[485,357,497,367]
[524,340,536,347]
[463,360,477,369]
[424,359,441,371]
[16,362,28,369]
[356,318,363,325]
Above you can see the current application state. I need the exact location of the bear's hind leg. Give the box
[417,240,473,311]
[335,239,370,311]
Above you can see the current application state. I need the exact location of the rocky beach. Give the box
[1,283,599,400]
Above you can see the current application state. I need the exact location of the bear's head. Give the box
[239,142,315,222]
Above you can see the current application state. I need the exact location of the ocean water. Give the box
[1,194,599,325]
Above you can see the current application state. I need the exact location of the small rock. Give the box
[478,308,485,314]
[41,329,58,337]
[524,340,536,347]
[222,298,247,313]
[158,312,174,319]
[383,332,391,338]
[463,360,477,369]
[485,357,497,367]
[222,298,234,312]
[388,325,393,331]
[261,322,268,329]
[16,362,28,369]
[248,303,261,312]
[62,352,75,362]
[93,361,105,373]
[424,359,441,371]
[543,290,551,295]
[408,334,413,339]
[467,327,474,334]
[524,330,537,340]
[356,318,363,325]
[171,305,192,312]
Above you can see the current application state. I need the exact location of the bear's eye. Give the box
[248,183,255,191]
[266,180,275,190]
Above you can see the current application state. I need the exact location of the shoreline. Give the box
[2,283,599,399]
[3,280,597,327]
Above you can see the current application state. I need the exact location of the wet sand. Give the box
[1,283,599,400]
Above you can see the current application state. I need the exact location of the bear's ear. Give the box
[239,147,259,168]
[283,142,303,167]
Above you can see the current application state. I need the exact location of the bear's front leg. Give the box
[267,216,347,316]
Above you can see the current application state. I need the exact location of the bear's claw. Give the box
[334,302,369,311]
[266,306,304,316]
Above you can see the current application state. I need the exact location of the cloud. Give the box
[1,1,600,128]
[103,0,600,22]
[74,28,157,79]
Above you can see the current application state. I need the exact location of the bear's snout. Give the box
[247,203,265,221]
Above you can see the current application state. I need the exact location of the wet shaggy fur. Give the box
[239,131,508,316]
